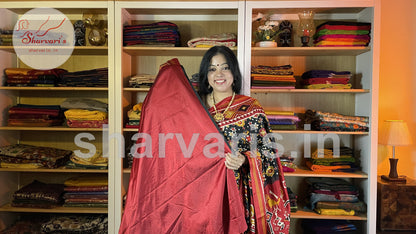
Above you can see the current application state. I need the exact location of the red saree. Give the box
[119,59,247,233]
[209,95,291,234]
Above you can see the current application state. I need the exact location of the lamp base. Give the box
[381,175,407,184]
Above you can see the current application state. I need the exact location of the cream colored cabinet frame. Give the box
[113,1,246,230]
[0,1,116,233]
[244,1,380,233]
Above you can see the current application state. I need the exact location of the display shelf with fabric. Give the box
[0,1,114,233]
[245,1,379,233]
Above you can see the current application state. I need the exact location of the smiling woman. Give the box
[198,45,291,234]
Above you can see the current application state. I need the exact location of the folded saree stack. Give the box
[313,21,371,47]
[265,110,299,130]
[299,109,369,132]
[0,29,13,46]
[302,219,357,233]
[128,74,156,88]
[306,177,366,216]
[251,64,296,89]
[123,21,180,46]
[187,32,237,48]
[57,67,108,87]
[62,98,108,128]
[287,187,298,213]
[11,180,65,208]
[125,102,142,128]
[4,68,67,87]
[301,70,352,89]
[63,175,108,208]
[65,151,108,170]
[8,104,64,127]
[0,144,72,169]
[306,147,359,173]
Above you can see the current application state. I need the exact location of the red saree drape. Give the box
[119,58,247,234]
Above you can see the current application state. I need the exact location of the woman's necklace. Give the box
[212,92,235,122]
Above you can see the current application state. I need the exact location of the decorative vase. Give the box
[255,41,277,47]
[297,10,315,47]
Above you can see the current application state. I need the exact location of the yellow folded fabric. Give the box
[0,162,43,169]
[64,174,108,186]
[305,84,352,89]
[70,151,108,166]
[315,208,355,216]
[64,109,107,121]
[264,110,295,116]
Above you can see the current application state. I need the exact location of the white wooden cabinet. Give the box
[0,1,116,232]
[245,1,380,233]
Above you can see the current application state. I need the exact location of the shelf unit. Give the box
[0,1,115,233]
[0,0,380,233]
[245,1,379,233]
[114,1,245,229]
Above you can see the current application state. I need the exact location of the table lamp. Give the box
[379,120,412,183]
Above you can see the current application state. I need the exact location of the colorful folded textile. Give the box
[128,74,156,88]
[61,98,108,112]
[315,201,366,213]
[313,21,371,47]
[41,215,108,233]
[12,180,64,208]
[123,21,180,47]
[66,119,108,128]
[65,151,108,169]
[187,32,237,48]
[58,67,108,87]
[0,144,72,169]
[64,109,107,121]
[315,208,355,216]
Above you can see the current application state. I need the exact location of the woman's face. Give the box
[207,54,234,95]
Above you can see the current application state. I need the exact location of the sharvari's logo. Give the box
[13,8,74,70]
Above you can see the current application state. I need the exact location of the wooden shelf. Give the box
[251,46,371,56]
[123,87,151,92]
[0,203,107,214]
[0,46,108,56]
[284,168,368,178]
[0,87,108,91]
[123,46,237,56]
[0,126,108,131]
[0,168,108,173]
[251,89,370,93]
[291,209,367,220]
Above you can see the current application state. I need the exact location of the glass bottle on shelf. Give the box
[297,10,315,47]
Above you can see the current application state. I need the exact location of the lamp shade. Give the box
[379,120,413,146]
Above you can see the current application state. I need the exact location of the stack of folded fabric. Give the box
[298,109,369,132]
[0,29,13,46]
[306,177,366,216]
[123,21,180,47]
[65,151,108,170]
[280,155,298,172]
[301,70,352,89]
[11,180,65,208]
[313,21,371,47]
[8,104,64,127]
[316,110,369,132]
[287,187,298,213]
[302,219,358,234]
[125,103,142,128]
[61,98,108,128]
[265,110,299,130]
[63,175,108,208]
[0,144,72,169]
[57,67,108,87]
[128,74,156,88]
[41,215,108,233]
[4,68,67,87]
[187,32,237,48]
[306,147,359,173]
[251,65,296,89]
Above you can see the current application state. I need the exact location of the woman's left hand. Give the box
[225,152,246,170]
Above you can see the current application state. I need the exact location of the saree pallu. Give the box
[119,59,247,234]
[210,94,290,234]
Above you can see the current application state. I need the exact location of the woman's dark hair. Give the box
[198,46,242,96]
